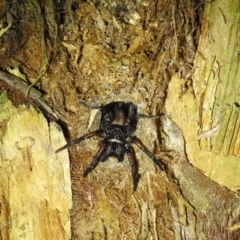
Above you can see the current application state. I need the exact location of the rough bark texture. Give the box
[0,0,240,239]
[162,117,240,239]
[166,0,240,192]
[165,0,240,238]
[0,92,72,239]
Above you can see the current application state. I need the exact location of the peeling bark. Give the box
[0,92,72,239]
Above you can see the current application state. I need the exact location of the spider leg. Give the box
[55,130,103,153]
[133,137,164,171]
[83,142,108,177]
[136,114,162,119]
[78,101,101,109]
[126,146,139,191]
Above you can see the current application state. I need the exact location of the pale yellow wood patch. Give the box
[0,92,72,239]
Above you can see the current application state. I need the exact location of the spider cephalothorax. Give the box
[56,101,164,190]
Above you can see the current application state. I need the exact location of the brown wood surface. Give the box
[0,0,240,239]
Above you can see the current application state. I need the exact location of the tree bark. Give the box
[165,0,240,238]
[0,0,240,239]
[0,91,72,240]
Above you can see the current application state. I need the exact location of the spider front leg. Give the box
[136,114,161,119]
[126,146,139,191]
[133,137,165,171]
[55,130,103,153]
[78,101,101,110]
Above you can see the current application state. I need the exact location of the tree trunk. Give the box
[165,0,240,238]
[0,92,72,239]
[0,0,239,239]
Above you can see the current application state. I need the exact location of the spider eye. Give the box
[104,112,113,122]
[126,137,131,142]
[125,119,131,125]
[102,132,107,138]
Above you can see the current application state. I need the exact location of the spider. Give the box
[56,101,164,190]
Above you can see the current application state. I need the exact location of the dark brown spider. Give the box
[56,101,164,191]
